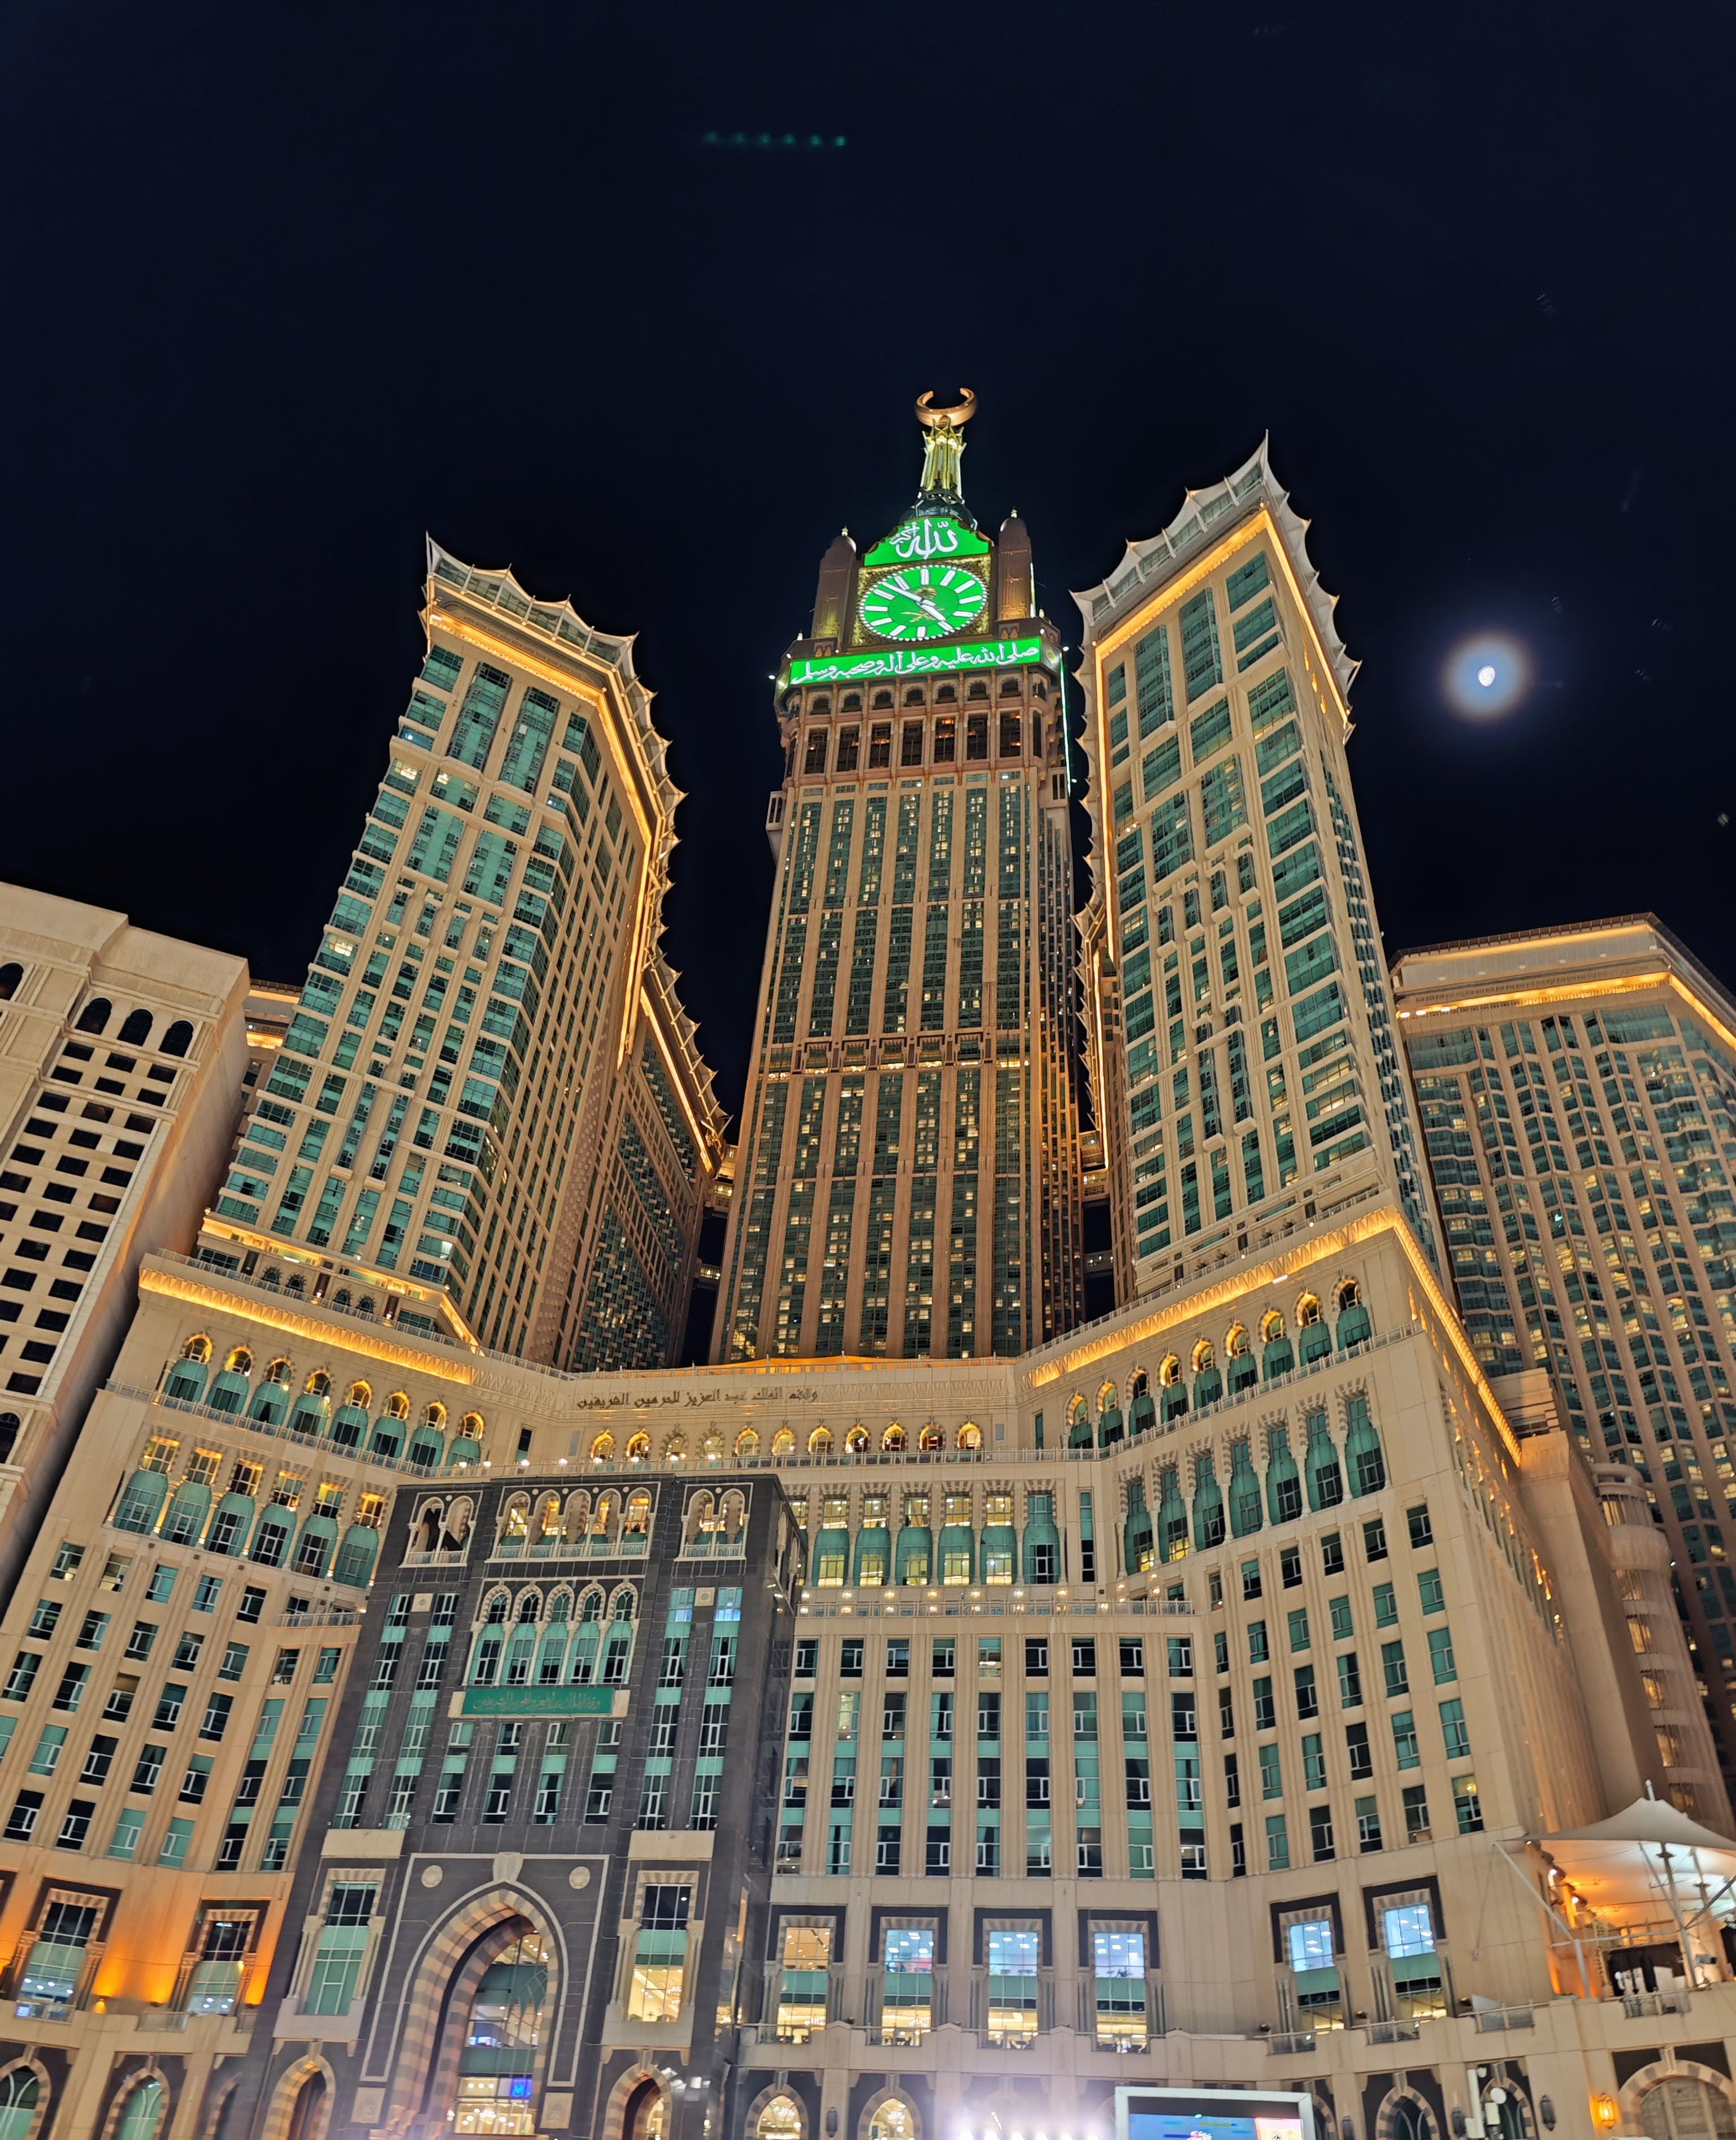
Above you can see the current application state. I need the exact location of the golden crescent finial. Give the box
[915,387,976,429]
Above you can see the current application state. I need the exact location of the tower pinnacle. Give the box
[914,387,975,517]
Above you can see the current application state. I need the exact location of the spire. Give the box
[913,388,976,523]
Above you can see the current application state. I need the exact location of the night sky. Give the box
[5,3,1732,1130]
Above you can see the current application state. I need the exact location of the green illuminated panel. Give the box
[462,1686,618,1718]
[863,515,991,567]
[789,636,1051,687]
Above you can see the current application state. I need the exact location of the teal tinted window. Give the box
[1234,597,1280,669]
[1179,592,1222,701]
[1190,700,1232,761]
[1141,735,1181,798]
[1151,795,1192,882]
[1226,552,1270,609]
[1247,669,1296,732]
[1135,626,1174,735]
[1200,759,1247,847]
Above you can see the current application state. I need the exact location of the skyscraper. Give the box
[0,886,248,1594]
[714,393,1083,1361]
[194,541,726,1371]
[1392,915,1736,1803]
[1073,444,1439,1303]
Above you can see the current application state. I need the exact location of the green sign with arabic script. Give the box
[463,1686,619,1719]
[788,636,1051,688]
[863,515,991,567]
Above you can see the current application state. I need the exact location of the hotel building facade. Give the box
[1391,922,1736,1803]
[0,416,1725,2140]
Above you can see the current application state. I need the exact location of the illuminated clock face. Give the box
[860,563,987,642]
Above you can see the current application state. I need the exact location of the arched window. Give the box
[1068,1396,1093,1451]
[772,1429,795,1457]
[957,1423,982,1452]
[113,2077,167,2140]
[163,1349,209,1404]
[0,2067,40,2140]
[75,997,111,1035]
[531,1496,562,1554]
[1336,1278,1373,1350]
[1297,1292,1333,1365]
[1128,1370,1156,1436]
[1261,1309,1294,1379]
[454,1933,549,2135]
[663,1433,688,1463]
[423,1401,448,1432]
[496,1497,530,1555]
[407,1425,444,1473]
[918,1423,943,1453]
[870,2100,917,2140]
[624,1433,650,1463]
[249,1361,292,1427]
[882,1424,906,1453]
[160,1021,194,1058]
[1226,1323,1258,1394]
[808,1428,833,1456]
[736,1429,761,1459]
[845,1427,870,1455]
[329,1397,369,1451]
[1640,2079,1736,2140]
[0,1416,19,1465]
[118,1009,153,1047]
[1390,2103,1434,2140]
[590,1432,615,1463]
[757,2097,804,2140]
[0,965,21,1004]
[281,2077,326,2140]
[333,1523,380,1588]
[601,1590,636,1683]
[568,1590,605,1683]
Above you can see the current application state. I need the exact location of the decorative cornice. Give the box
[1070,437,1357,702]
[138,1265,480,1387]
[1023,1203,1521,1467]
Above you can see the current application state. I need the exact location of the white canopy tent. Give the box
[1526,1787,1736,1989]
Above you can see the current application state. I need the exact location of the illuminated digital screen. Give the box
[787,635,1052,686]
[1130,2114,1304,2140]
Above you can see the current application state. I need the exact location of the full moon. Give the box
[1445,634,1533,717]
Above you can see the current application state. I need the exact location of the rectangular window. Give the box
[1179,590,1222,701]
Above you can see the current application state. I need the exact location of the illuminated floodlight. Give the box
[1444,634,1532,717]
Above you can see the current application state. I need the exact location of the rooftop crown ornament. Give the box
[914,387,975,507]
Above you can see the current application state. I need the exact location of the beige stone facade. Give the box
[0,1197,1722,2135]
[0,885,248,1603]
[1391,920,1736,1811]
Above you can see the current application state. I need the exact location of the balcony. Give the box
[1474,2003,1536,2032]
[1367,2020,1421,2044]
[1268,2030,1317,2056]
[1622,1990,1691,2019]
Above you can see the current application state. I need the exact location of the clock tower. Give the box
[714,393,1085,1361]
